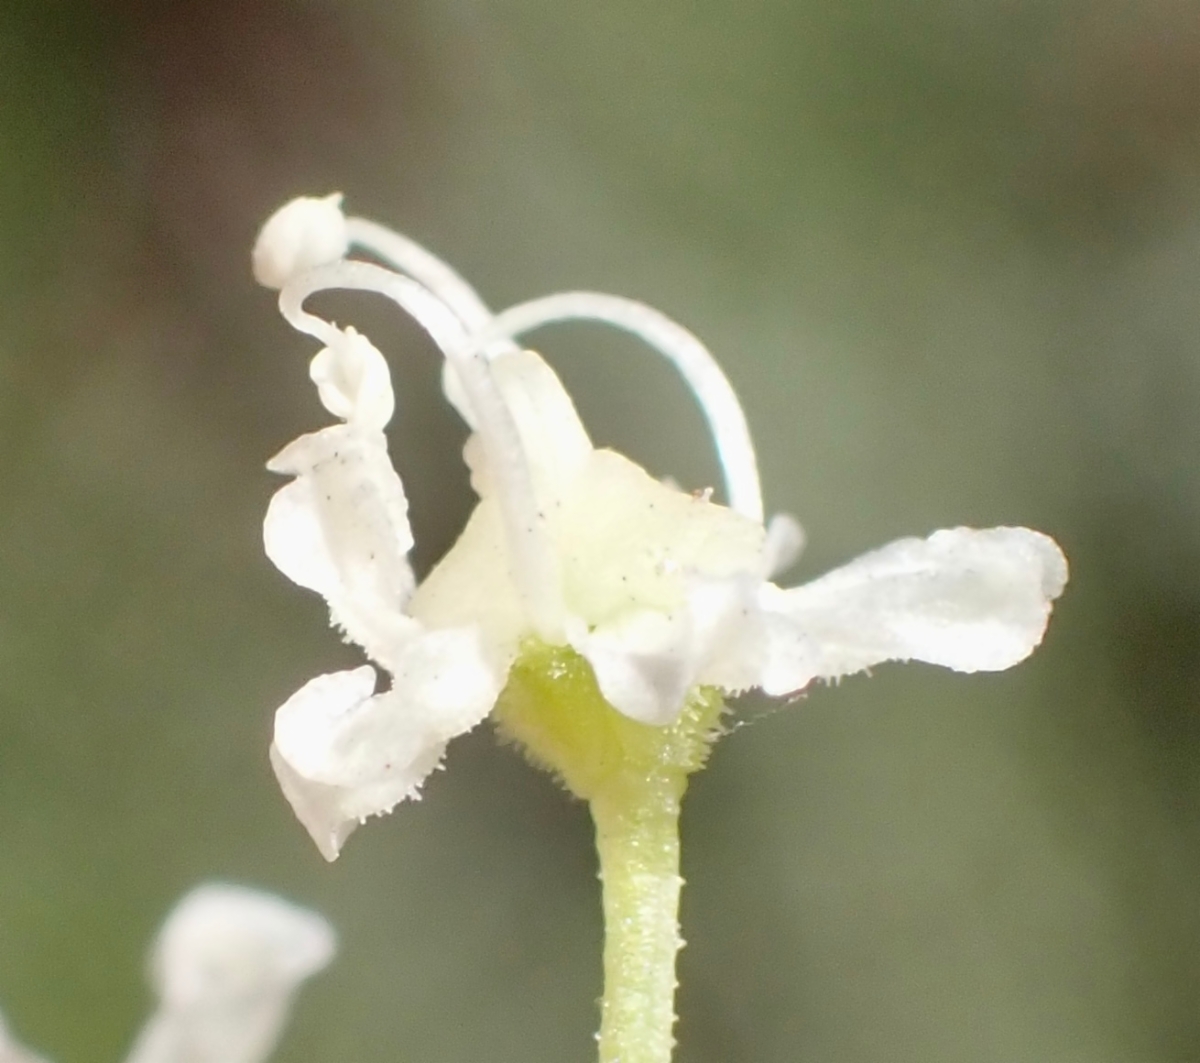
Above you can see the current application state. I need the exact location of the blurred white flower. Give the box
[0,884,333,1063]
[124,884,336,1063]
[0,1014,49,1063]
[255,195,1069,860]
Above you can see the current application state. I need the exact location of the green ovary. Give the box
[493,640,725,805]
[493,642,726,1063]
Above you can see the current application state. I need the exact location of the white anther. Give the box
[253,194,350,290]
[344,214,519,425]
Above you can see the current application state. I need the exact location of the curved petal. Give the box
[124,884,334,1063]
[271,629,499,860]
[308,327,394,429]
[757,526,1068,694]
[568,610,695,725]
[407,497,528,669]
[571,574,762,724]
[457,350,592,501]
[264,425,416,671]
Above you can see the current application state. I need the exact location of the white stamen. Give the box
[279,261,463,356]
[278,262,563,639]
[344,216,519,406]
[338,211,765,525]
[473,292,765,524]
[346,218,506,335]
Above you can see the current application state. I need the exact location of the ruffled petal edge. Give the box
[756,525,1068,694]
[270,628,500,859]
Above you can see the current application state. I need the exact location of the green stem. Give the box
[491,642,726,1063]
[591,784,684,1063]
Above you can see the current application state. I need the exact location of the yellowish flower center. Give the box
[493,640,726,803]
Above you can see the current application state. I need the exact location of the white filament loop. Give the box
[277,262,564,639]
[345,219,762,522]
[345,216,518,355]
[471,292,765,525]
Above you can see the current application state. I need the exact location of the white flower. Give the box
[255,195,1068,860]
[124,884,335,1063]
[0,884,334,1063]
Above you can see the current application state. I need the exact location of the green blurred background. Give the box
[2,1,1199,1060]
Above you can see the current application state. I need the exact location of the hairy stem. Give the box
[591,784,684,1063]
[491,642,725,1063]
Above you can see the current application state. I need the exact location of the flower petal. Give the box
[567,610,696,725]
[454,350,592,500]
[308,327,394,429]
[264,425,416,672]
[414,446,766,722]
[757,526,1068,693]
[407,496,528,668]
[124,884,334,1063]
[571,574,761,724]
[413,445,766,722]
[555,449,763,625]
[271,629,499,859]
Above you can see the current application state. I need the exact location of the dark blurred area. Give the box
[2,1,1200,1060]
